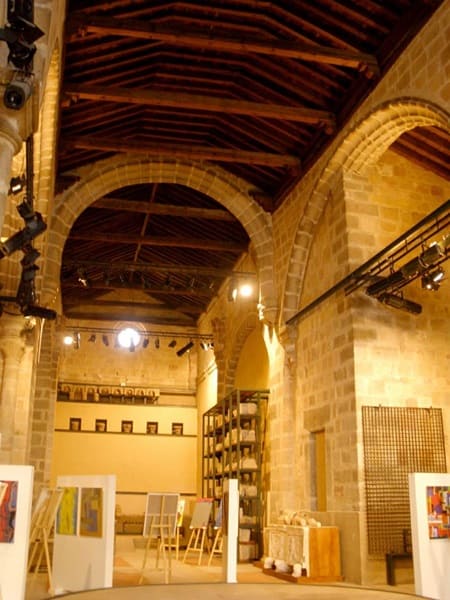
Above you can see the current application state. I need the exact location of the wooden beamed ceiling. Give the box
[57,1,449,326]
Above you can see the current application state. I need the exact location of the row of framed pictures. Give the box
[68,418,184,436]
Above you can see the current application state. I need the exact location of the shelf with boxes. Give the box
[202,389,268,562]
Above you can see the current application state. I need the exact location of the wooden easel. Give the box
[27,488,64,595]
[139,493,179,584]
[159,498,185,560]
[208,527,223,565]
[182,498,213,565]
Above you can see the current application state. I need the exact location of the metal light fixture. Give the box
[421,267,445,291]
[8,174,26,194]
[168,339,177,348]
[377,293,422,315]
[176,340,194,357]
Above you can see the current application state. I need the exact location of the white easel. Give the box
[139,493,179,584]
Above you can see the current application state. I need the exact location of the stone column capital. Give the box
[0,115,23,155]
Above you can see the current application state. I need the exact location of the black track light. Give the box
[176,341,194,357]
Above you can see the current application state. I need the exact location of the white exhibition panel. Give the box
[53,474,116,595]
[0,465,34,600]
[222,478,239,583]
[409,473,450,600]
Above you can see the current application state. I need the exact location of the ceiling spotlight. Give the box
[88,334,96,342]
[421,267,445,291]
[63,334,74,346]
[176,341,194,357]
[8,175,26,195]
[378,293,422,315]
[64,332,80,349]
[200,341,209,351]
[102,334,109,347]
[117,327,140,349]
[168,339,177,348]
[77,269,89,287]
[142,337,149,348]
[155,337,160,349]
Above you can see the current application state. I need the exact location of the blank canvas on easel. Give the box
[143,493,179,537]
[189,498,213,529]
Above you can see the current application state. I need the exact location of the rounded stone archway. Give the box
[41,155,277,320]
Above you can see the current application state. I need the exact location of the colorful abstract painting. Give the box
[427,486,450,539]
[0,480,18,543]
[56,487,79,535]
[79,487,103,537]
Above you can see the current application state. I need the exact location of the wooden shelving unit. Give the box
[202,389,268,562]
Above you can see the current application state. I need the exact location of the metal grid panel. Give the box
[362,406,446,555]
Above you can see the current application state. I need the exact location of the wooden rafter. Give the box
[69,231,248,252]
[66,16,379,76]
[63,136,301,168]
[63,84,336,129]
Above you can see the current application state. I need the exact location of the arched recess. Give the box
[281,98,449,324]
[220,310,263,398]
[42,156,276,319]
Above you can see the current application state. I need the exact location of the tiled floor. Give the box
[25,536,421,600]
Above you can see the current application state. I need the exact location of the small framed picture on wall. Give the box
[146,421,158,434]
[95,419,107,432]
[69,417,81,431]
[121,420,133,433]
[172,422,183,436]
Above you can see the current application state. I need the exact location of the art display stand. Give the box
[409,473,450,600]
[139,493,179,584]
[158,498,185,561]
[27,488,64,594]
[182,498,213,565]
[52,474,116,595]
[222,479,239,583]
[0,465,34,600]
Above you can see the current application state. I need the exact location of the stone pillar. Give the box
[0,314,27,463]
[0,116,23,232]
[28,319,59,491]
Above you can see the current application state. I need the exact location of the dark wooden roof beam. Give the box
[64,135,301,167]
[91,198,237,221]
[64,84,335,129]
[66,16,379,76]
[63,259,235,278]
[70,231,247,252]
[62,281,214,298]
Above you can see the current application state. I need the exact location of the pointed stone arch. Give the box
[42,156,277,315]
[281,98,449,324]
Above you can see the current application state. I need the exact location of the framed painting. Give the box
[121,420,133,433]
[79,487,103,537]
[146,421,158,435]
[0,480,18,543]
[171,422,183,436]
[56,486,79,535]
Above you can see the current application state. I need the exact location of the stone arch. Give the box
[42,155,277,316]
[281,98,449,324]
[219,311,259,399]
